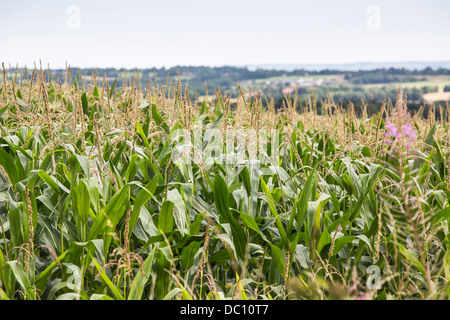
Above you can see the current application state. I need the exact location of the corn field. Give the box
[0,66,450,300]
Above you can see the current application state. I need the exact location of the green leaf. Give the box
[268,243,285,276]
[199,100,206,115]
[37,170,59,192]
[72,181,90,218]
[398,244,426,276]
[296,166,316,230]
[92,256,124,300]
[88,184,130,240]
[90,294,114,300]
[238,211,261,234]
[344,164,383,222]
[159,200,174,234]
[128,246,157,300]
[260,177,289,248]
[332,236,356,256]
[137,232,175,254]
[209,247,233,263]
[75,154,91,178]
[129,176,159,237]
[424,123,436,146]
[136,120,150,149]
[125,154,143,183]
[81,92,89,116]
[181,241,201,270]
[35,251,68,292]
[152,104,170,134]
[214,174,247,261]
[0,146,20,185]
[6,261,35,300]
[430,206,450,228]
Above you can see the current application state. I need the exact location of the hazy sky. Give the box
[1,0,449,68]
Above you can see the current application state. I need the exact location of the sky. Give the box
[1,0,449,69]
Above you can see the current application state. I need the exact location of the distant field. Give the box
[6,67,450,106]
[361,75,450,102]
[246,74,450,103]
[362,75,450,90]
[423,90,450,103]
[250,74,342,84]
[247,75,450,91]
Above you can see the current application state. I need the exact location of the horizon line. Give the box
[2,59,450,71]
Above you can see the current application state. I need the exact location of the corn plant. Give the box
[0,67,449,300]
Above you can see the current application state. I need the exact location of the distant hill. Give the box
[245,61,450,72]
[7,64,449,111]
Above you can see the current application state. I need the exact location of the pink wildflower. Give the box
[385,122,400,138]
[282,87,294,95]
[402,123,416,139]
[402,123,416,150]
